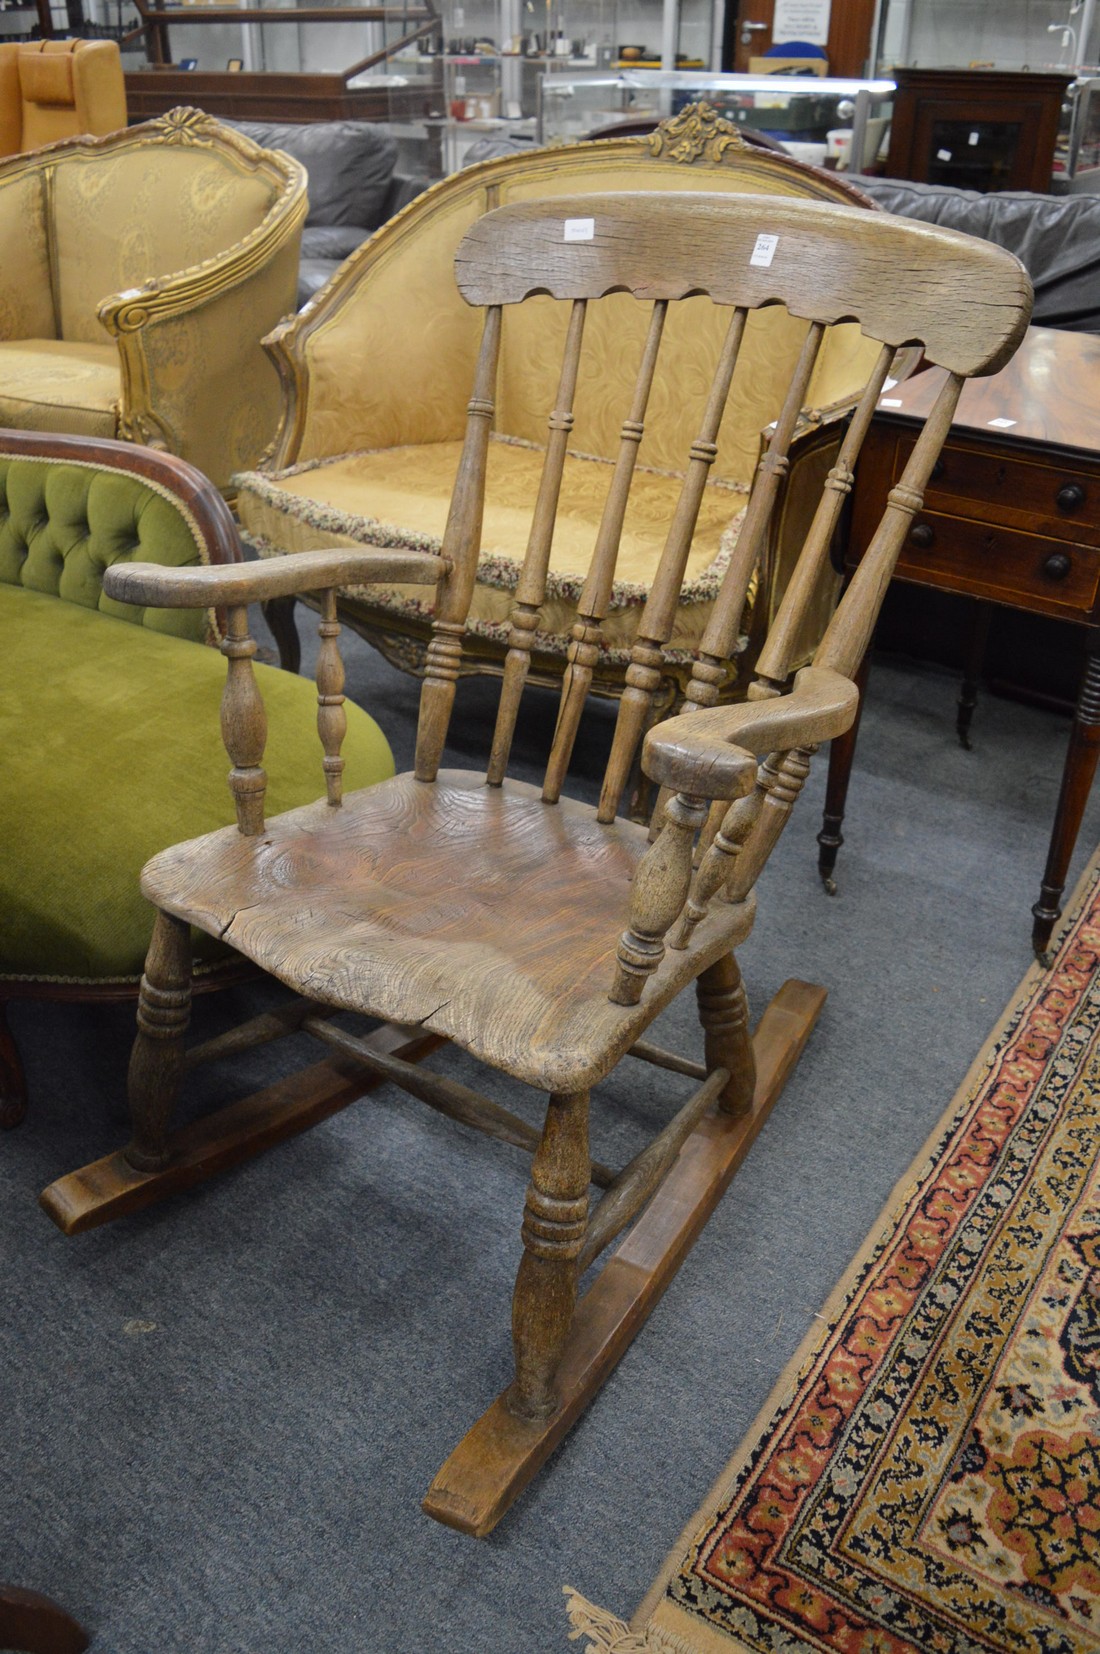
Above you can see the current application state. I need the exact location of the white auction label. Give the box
[968,130,980,145]
[563,217,595,241]
[936,148,952,161]
[750,233,779,268]
[987,417,1017,428]
[880,397,903,407]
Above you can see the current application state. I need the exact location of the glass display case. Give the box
[868,0,1100,80]
[378,0,719,174]
[1055,75,1100,189]
[537,68,896,170]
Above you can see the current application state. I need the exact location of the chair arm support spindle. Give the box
[316,590,346,807]
[610,791,710,1006]
[670,791,759,950]
[221,605,267,836]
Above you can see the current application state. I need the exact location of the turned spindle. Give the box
[610,791,709,1005]
[221,602,267,835]
[316,588,346,806]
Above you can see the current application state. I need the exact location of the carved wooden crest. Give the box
[647,102,748,165]
[154,105,217,146]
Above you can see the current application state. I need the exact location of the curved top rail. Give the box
[454,191,1032,377]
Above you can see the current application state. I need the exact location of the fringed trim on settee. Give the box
[563,1589,695,1653]
[233,439,751,614]
[241,523,751,669]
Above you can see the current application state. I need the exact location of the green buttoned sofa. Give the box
[0,428,395,1129]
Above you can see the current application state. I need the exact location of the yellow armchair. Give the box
[0,38,127,158]
[0,108,307,490]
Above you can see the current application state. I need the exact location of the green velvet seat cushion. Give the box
[0,340,120,440]
[1,585,395,981]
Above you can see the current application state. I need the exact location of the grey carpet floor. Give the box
[5,624,1099,1654]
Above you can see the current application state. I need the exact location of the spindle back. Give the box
[413,192,1032,810]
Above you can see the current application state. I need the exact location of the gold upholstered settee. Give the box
[0,38,127,157]
[236,106,894,706]
[0,108,306,490]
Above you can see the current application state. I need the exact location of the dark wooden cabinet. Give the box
[885,68,1072,192]
[820,328,1100,956]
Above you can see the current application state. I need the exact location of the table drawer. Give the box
[892,434,1100,548]
[891,509,1100,618]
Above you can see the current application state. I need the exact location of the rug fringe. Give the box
[562,1588,693,1652]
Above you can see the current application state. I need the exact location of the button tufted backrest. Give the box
[0,457,212,642]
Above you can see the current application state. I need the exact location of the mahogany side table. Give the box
[818,326,1100,958]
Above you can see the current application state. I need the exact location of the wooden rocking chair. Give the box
[41,192,1030,1536]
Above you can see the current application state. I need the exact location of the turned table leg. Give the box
[1032,631,1100,960]
[817,651,871,895]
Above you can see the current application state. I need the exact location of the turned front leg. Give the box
[508,1089,590,1423]
[696,953,755,1116]
[125,909,192,1172]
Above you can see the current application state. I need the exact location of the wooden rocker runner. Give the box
[41,192,1031,1535]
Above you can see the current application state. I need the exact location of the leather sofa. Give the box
[850,175,1100,335]
[0,108,306,490]
[225,119,429,307]
[0,38,126,158]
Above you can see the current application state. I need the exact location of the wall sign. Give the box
[771,0,831,47]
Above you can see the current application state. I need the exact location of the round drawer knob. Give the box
[1057,484,1085,513]
[1043,552,1072,581]
[909,522,934,548]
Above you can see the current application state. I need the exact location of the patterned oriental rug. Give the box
[566,849,1100,1654]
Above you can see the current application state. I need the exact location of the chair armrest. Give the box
[96,191,308,487]
[98,189,307,333]
[642,666,859,800]
[103,546,447,609]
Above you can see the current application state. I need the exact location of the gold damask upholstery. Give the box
[0,340,118,437]
[0,39,127,158]
[0,108,307,489]
[236,106,894,700]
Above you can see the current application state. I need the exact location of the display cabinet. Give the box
[396,0,718,173]
[1057,75,1100,190]
[884,66,1073,192]
[869,0,1100,80]
[537,67,895,167]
